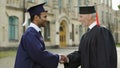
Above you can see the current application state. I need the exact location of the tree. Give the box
[118,4,120,9]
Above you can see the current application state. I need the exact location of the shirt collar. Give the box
[29,22,41,32]
[89,21,97,29]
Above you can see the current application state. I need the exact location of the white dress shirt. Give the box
[88,21,97,30]
[28,23,41,32]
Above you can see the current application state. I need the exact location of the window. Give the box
[67,0,72,9]
[9,16,18,41]
[28,0,34,2]
[58,0,62,8]
[44,0,49,3]
[28,19,31,25]
[101,11,104,24]
[79,25,83,39]
[58,0,62,13]
[78,0,81,5]
[86,0,89,5]
[84,0,89,5]
[107,0,109,6]
[44,21,50,41]
[67,0,72,14]
[72,24,74,41]
[31,0,34,2]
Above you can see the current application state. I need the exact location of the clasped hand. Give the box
[59,55,69,64]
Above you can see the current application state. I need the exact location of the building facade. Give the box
[0,0,24,47]
[114,10,120,43]
[0,0,120,48]
[29,0,83,48]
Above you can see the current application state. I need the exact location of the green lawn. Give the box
[0,50,16,58]
[0,44,120,59]
[116,43,120,47]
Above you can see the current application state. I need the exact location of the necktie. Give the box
[39,31,43,37]
[39,31,45,49]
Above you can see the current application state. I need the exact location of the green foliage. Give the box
[0,51,16,58]
[118,4,120,9]
[116,43,120,47]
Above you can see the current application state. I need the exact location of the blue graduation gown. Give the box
[14,27,59,68]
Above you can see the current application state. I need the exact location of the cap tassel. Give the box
[22,13,28,26]
[96,12,100,26]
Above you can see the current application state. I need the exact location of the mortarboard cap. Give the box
[27,2,47,17]
[79,6,96,14]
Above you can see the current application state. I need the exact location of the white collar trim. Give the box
[89,21,97,29]
[28,23,41,32]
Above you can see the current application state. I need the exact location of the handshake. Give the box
[59,55,69,64]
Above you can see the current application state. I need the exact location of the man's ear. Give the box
[34,15,39,20]
[87,14,92,20]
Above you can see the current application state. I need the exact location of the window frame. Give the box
[8,16,19,41]
[44,21,50,41]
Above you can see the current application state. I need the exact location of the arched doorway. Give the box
[59,20,66,48]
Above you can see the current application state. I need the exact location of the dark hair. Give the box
[30,13,41,22]
[30,15,35,22]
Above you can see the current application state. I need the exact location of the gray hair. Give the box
[91,13,96,19]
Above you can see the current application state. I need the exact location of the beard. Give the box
[38,21,47,27]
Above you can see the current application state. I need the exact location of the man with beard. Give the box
[15,2,65,68]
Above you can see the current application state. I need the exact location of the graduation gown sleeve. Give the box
[64,51,81,68]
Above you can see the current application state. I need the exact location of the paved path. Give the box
[117,47,120,68]
[0,47,120,68]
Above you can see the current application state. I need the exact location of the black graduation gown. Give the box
[64,25,117,68]
[14,27,59,68]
